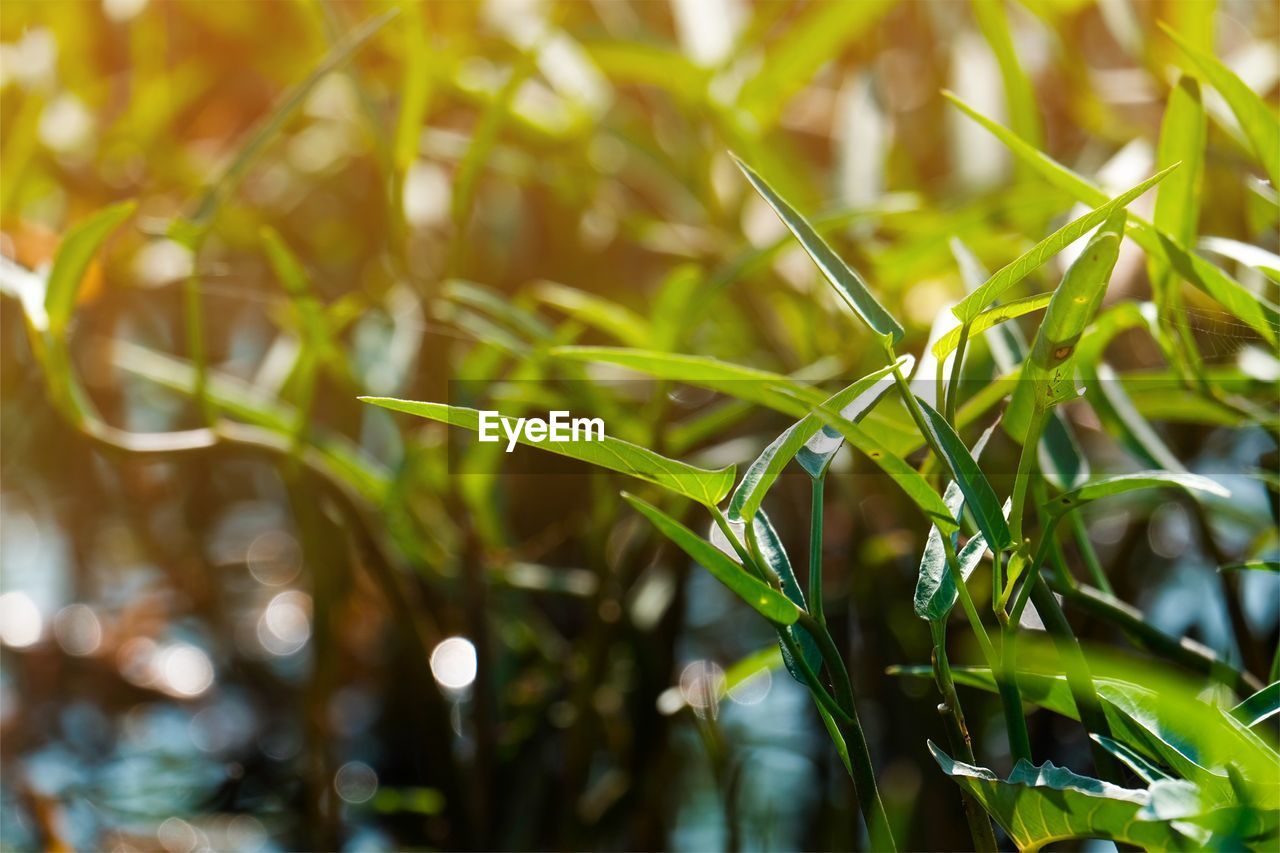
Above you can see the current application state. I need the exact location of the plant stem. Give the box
[944,322,971,426]
[809,475,826,625]
[778,624,897,852]
[1067,509,1112,594]
[1026,578,1124,783]
[1051,579,1261,694]
[930,620,998,852]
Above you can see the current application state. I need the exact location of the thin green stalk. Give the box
[998,624,1032,763]
[930,619,998,852]
[790,619,894,852]
[940,535,996,666]
[1054,579,1261,694]
[1027,577,1125,784]
[944,322,971,426]
[1068,509,1112,594]
[809,475,826,625]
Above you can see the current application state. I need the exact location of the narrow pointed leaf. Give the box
[1222,561,1280,574]
[952,166,1175,323]
[728,358,906,521]
[914,397,1013,550]
[932,292,1052,359]
[1091,735,1173,784]
[945,91,1280,344]
[802,397,957,533]
[732,154,904,343]
[1149,75,1206,300]
[45,202,137,335]
[360,398,735,506]
[1044,471,1230,520]
[1162,23,1280,188]
[1004,210,1125,440]
[622,493,800,624]
[1232,682,1280,728]
[550,346,824,416]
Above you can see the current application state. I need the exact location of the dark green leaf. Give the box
[728,358,905,521]
[622,493,800,624]
[914,397,1013,550]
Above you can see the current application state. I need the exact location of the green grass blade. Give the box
[187,8,397,228]
[736,0,893,126]
[45,202,137,336]
[732,153,905,344]
[1090,736,1172,785]
[1161,23,1280,188]
[393,0,432,172]
[728,358,906,522]
[550,346,824,416]
[915,398,1013,550]
[360,398,735,507]
[971,0,1042,153]
[1004,210,1124,440]
[622,493,800,625]
[1149,75,1206,301]
[1045,471,1230,520]
[945,91,1280,344]
[952,167,1176,323]
[534,282,652,348]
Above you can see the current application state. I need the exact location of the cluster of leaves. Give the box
[2,1,1278,850]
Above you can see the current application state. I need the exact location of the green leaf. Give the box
[952,166,1175,323]
[914,492,1007,622]
[393,0,432,172]
[550,346,824,417]
[360,398,734,506]
[1149,75,1207,301]
[44,202,137,335]
[929,742,1190,850]
[729,513,822,684]
[971,0,1042,152]
[1161,23,1280,188]
[1222,561,1280,574]
[1091,735,1173,785]
[1232,682,1280,728]
[914,424,1002,621]
[622,493,800,625]
[802,397,957,533]
[736,0,893,126]
[728,358,905,522]
[932,291,1052,359]
[914,397,1013,551]
[1044,471,1230,520]
[1199,237,1280,283]
[1005,210,1125,440]
[944,91,1280,344]
[732,154,905,344]
[534,282,651,347]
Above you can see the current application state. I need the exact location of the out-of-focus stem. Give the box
[1027,578,1124,783]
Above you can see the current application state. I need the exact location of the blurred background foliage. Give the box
[0,0,1277,850]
